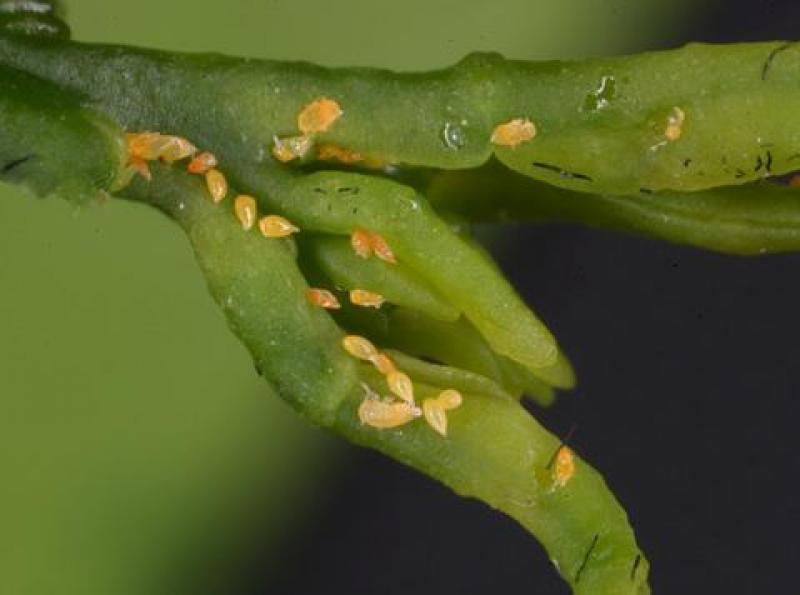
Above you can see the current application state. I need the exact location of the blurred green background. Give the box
[0,1,696,594]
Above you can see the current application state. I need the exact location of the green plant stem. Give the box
[428,160,800,255]
[0,47,650,590]
[123,164,649,595]
[2,35,800,195]
[9,21,800,595]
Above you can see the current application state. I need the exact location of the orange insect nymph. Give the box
[205,168,228,203]
[369,352,396,375]
[342,335,379,361]
[234,195,258,230]
[187,151,218,174]
[297,97,343,135]
[350,228,372,259]
[491,118,537,147]
[318,144,363,164]
[307,288,341,309]
[387,370,415,406]
[552,446,576,487]
[369,232,397,264]
[665,106,686,142]
[350,289,385,309]
[126,132,165,160]
[258,215,299,238]
[421,389,463,437]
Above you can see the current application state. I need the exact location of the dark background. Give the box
[264,2,800,593]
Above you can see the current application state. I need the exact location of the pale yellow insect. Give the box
[358,398,419,429]
[422,389,463,436]
[258,215,299,238]
[234,195,258,230]
[126,130,201,180]
[205,168,228,203]
[350,289,385,309]
[491,118,537,147]
[552,446,576,487]
[422,399,448,436]
[158,135,197,162]
[307,288,341,309]
[437,389,463,409]
[341,335,379,361]
[387,370,415,405]
[271,135,313,163]
[350,229,372,259]
[187,151,218,174]
[369,232,397,264]
[298,97,343,135]
[127,132,196,162]
[369,352,396,375]
[342,337,398,376]
[665,106,686,142]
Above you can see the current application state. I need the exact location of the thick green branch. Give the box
[2,35,800,195]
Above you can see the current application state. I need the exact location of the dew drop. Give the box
[441,121,467,150]
[583,75,616,112]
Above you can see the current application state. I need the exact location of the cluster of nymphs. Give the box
[271,96,386,167]
[273,97,542,165]
[124,97,474,438]
[126,130,302,239]
[307,226,397,310]
[126,99,399,314]
[342,335,463,436]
